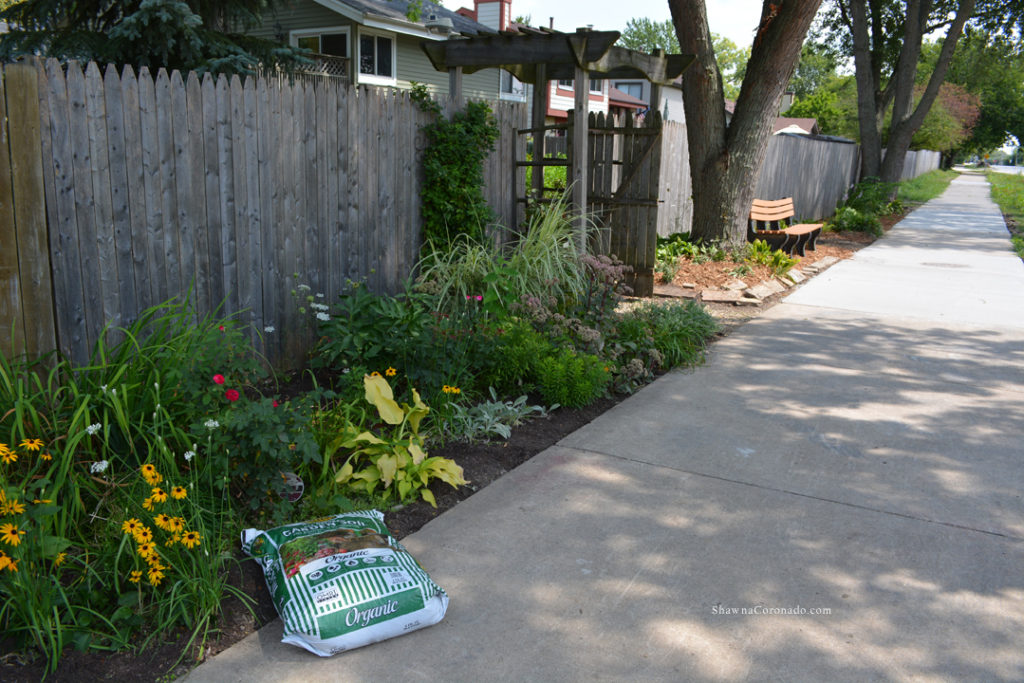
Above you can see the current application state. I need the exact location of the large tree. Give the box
[814,0,1024,182]
[669,0,823,245]
[0,0,307,74]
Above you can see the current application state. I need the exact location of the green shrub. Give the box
[827,206,883,236]
[625,300,719,369]
[844,177,898,215]
[535,349,610,409]
[745,239,798,276]
[480,321,554,396]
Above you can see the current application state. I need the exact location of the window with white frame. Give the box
[292,27,350,57]
[589,79,603,94]
[500,70,526,99]
[358,29,395,84]
[557,78,573,89]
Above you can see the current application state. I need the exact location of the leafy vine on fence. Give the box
[410,82,500,249]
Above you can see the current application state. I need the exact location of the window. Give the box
[358,30,395,84]
[292,28,350,57]
[589,79,603,94]
[557,78,573,89]
[500,70,525,99]
[615,82,644,100]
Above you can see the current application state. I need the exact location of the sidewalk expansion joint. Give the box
[558,445,1023,543]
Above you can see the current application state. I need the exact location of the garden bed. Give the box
[0,220,893,683]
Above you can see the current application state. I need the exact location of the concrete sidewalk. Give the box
[186,175,1024,682]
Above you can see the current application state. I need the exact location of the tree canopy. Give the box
[815,0,1024,182]
[0,0,308,74]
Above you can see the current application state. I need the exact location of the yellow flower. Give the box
[0,491,25,516]
[140,464,162,485]
[40,452,52,461]
[170,486,187,500]
[153,513,173,530]
[442,385,451,394]
[385,367,397,377]
[19,438,44,452]
[1,523,25,547]
[146,555,165,570]
[133,526,154,544]
[142,496,155,511]
[150,487,168,503]
[168,517,185,533]
[0,446,17,465]
[122,518,142,535]
[370,371,382,377]
[54,552,67,566]
[32,498,52,504]
[136,541,155,558]
[5,557,17,572]
[148,568,165,586]
[165,533,180,547]
[0,552,9,571]
[128,570,142,584]
[181,530,201,549]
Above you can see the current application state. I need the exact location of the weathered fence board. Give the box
[0,64,21,358]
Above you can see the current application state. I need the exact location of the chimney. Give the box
[473,0,512,32]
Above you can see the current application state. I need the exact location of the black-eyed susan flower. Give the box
[165,533,180,547]
[370,371,382,377]
[0,491,26,517]
[122,518,142,535]
[181,530,201,549]
[0,552,9,572]
[170,486,187,500]
[168,517,185,533]
[128,570,142,584]
[0,445,17,465]
[19,438,43,452]
[148,568,165,586]
[150,487,168,503]
[54,552,67,566]
[140,464,162,485]
[154,513,173,531]
[1,523,25,547]
[142,496,155,511]
[40,452,52,462]
[146,556,165,571]
[385,367,397,377]
[133,526,154,544]
[136,542,155,558]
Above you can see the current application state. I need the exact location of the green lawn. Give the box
[985,171,1024,259]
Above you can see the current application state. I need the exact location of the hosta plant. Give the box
[331,375,466,507]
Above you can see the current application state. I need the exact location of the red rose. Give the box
[225,389,240,402]
[272,400,279,408]
[213,374,225,385]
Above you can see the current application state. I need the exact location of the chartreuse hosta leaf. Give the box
[333,375,466,507]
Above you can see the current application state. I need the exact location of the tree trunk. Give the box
[850,0,977,184]
[670,0,822,247]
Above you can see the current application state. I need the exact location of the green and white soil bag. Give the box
[241,510,448,656]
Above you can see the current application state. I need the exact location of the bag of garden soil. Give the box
[241,510,448,656]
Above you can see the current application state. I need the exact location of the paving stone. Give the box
[700,289,744,303]
[747,283,778,300]
[815,255,840,269]
[762,279,786,294]
[775,276,794,289]
[653,284,698,299]
[724,279,749,291]
[787,269,807,284]
[680,282,697,289]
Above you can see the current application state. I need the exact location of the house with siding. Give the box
[247,0,525,102]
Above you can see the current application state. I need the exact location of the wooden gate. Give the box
[583,111,662,296]
[515,110,663,296]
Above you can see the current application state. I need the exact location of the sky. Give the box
[438,0,767,50]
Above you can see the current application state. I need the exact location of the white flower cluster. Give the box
[316,312,330,321]
[204,419,220,430]
[310,303,329,312]
[90,460,109,474]
[183,450,196,462]
[264,325,276,333]
[85,423,102,435]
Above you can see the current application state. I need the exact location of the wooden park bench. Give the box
[748,198,823,256]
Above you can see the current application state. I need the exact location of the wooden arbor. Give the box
[421,28,693,248]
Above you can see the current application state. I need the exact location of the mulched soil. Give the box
[0,218,904,683]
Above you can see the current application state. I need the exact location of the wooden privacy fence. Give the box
[755,133,862,221]
[0,59,526,365]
